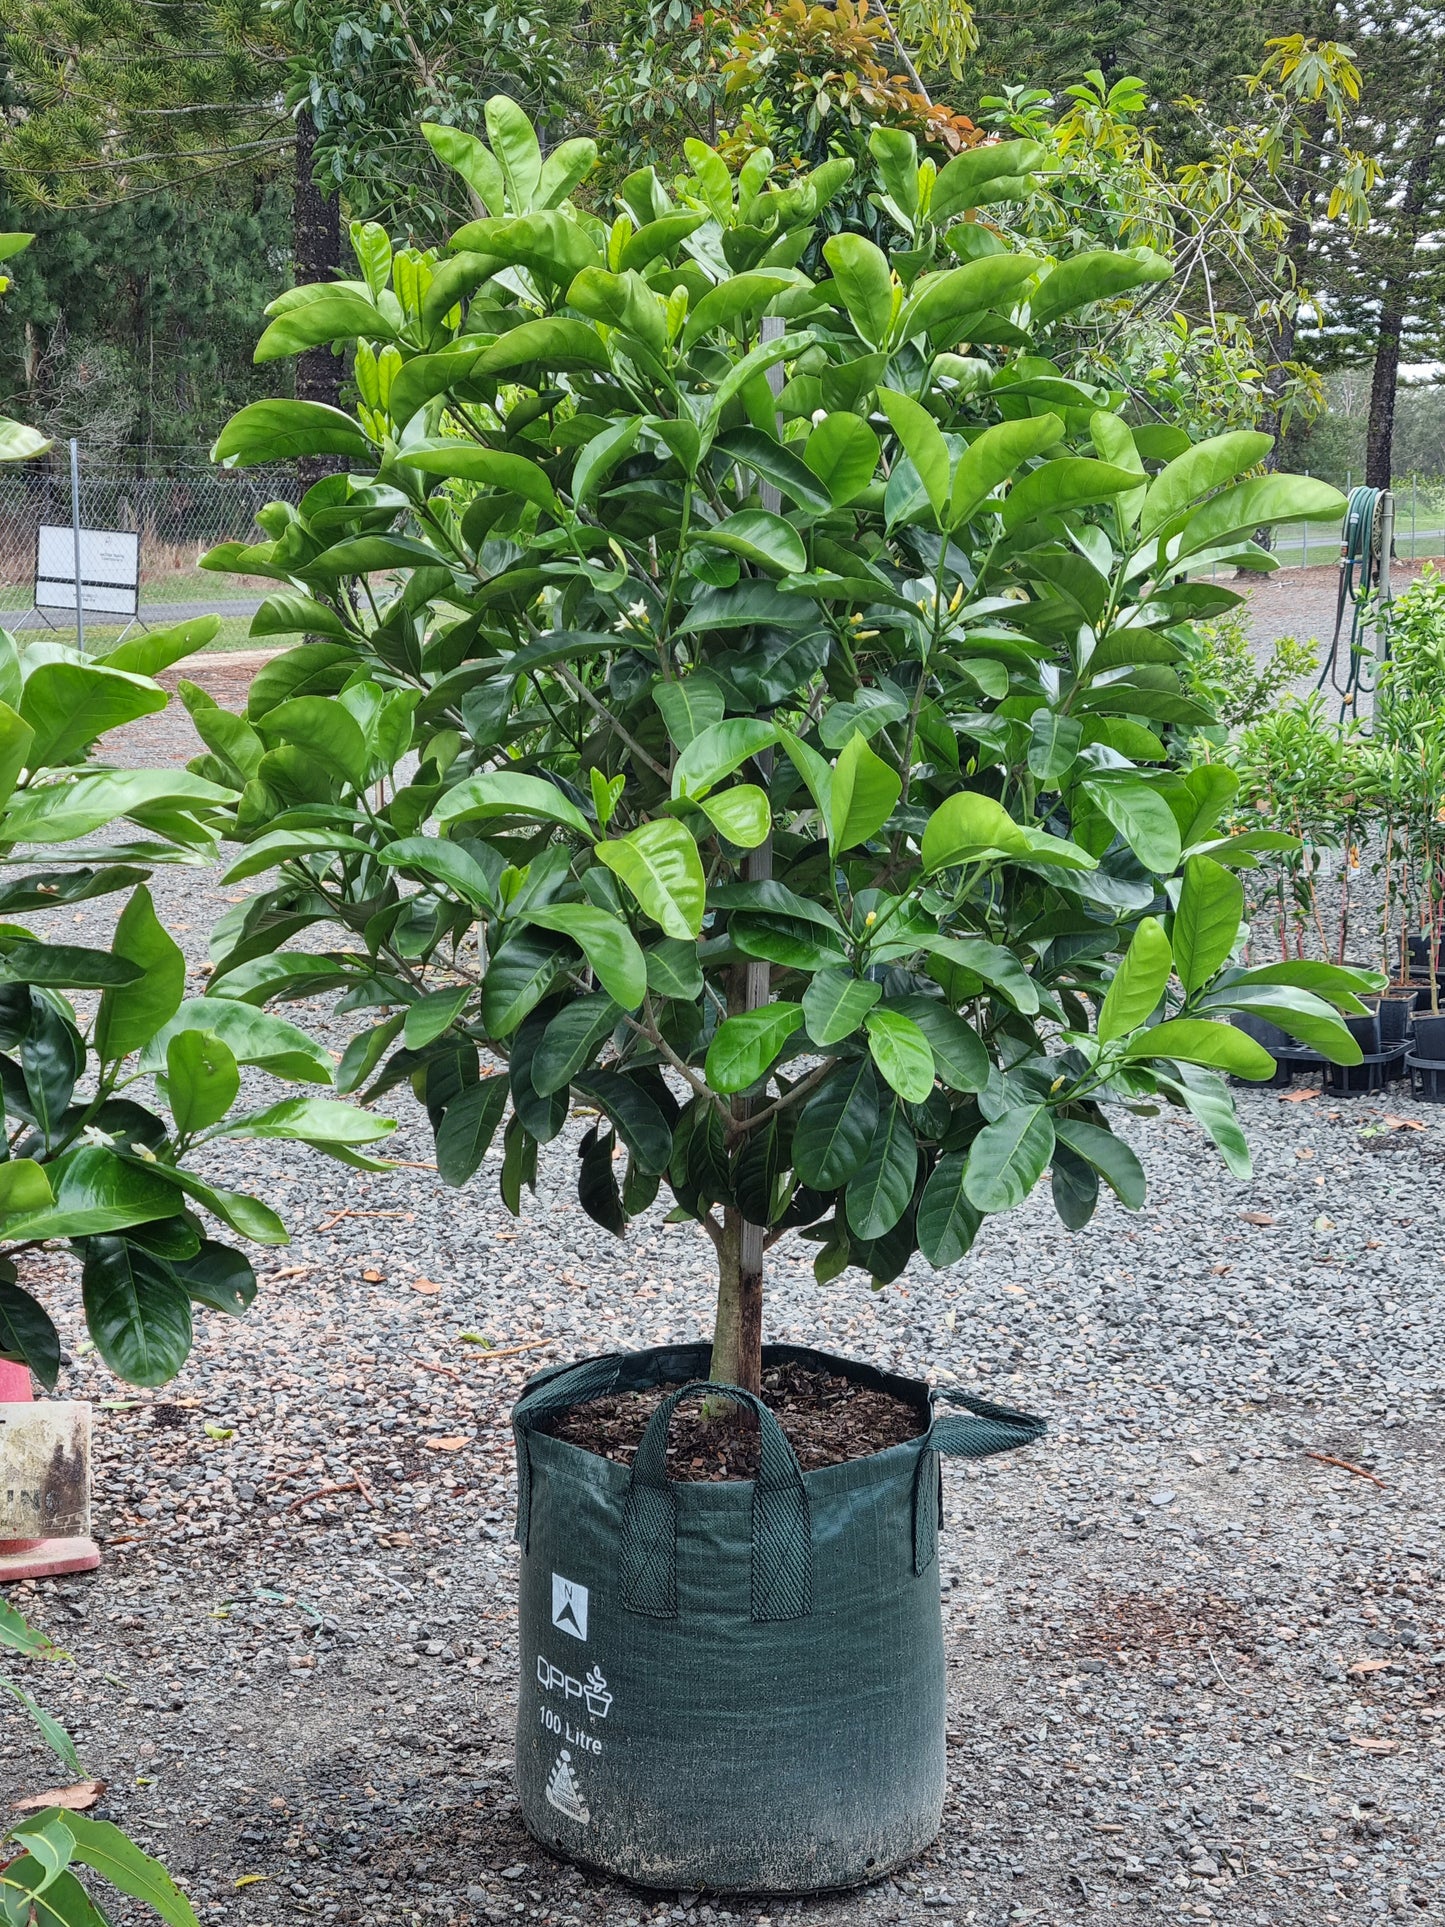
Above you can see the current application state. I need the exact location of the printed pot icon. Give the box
[583,1668,612,1719]
[511,1342,1044,1893]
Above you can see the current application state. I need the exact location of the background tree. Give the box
[1300,5,1445,486]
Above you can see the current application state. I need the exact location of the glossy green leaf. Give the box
[1000,456,1147,531]
[706,1004,804,1093]
[679,270,796,349]
[54,1813,201,1927]
[864,1008,935,1102]
[672,719,778,801]
[802,969,880,1046]
[1052,1117,1145,1208]
[435,1075,511,1185]
[654,675,724,752]
[19,661,167,769]
[916,1153,981,1266]
[165,1030,240,1135]
[524,902,647,1010]
[963,1104,1055,1213]
[377,836,498,909]
[0,1144,180,1242]
[0,941,139,990]
[1027,710,1082,783]
[1080,777,1181,873]
[94,885,186,1062]
[1098,916,1172,1043]
[148,1166,288,1245]
[146,998,332,1085]
[695,509,805,575]
[878,387,948,519]
[171,1240,257,1317]
[1157,1065,1250,1177]
[404,985,473,1050]
[948,414,1064,528]
[920,792,1025,869]
[212,399,374,467]
[255,289,392,360]
[399,441,559,513]
[1175,475,1346,559]
[259,696,369,789]
[830,731,901,853]
[533,994,620,1094]
[221,1098,396,1146]
[1199,986,1362,1063]
[930,141,1047,221]
[81,1237,193,1387]
[644,939,704,1002]
[0,769,233,845]
[696,784,771,849]
[823,233,895,346]
[479,930,568,1037]
[1172,855,1244,993]
[577,1070,674,1175]
[1029,246,1172,327]
[596,820,706,939]
[925,936,1039,1014]
[803,413,879,506]
[437,770,592,837]
[794,1057,879,1189]
[1123,1017,1275,1078]
[889,997,990,1090]
[844,1097,917,1239]
[0,1275,61,1389]
[1138,430,1274,539]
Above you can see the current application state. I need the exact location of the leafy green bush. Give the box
[2,1594,200,1926]
[0,616,396,1388]
[1181,608,1317,733]
[202,104,1366,1392]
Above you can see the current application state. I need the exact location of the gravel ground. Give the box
[2,662,1442,1927]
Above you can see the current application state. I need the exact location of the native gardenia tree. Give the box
[200,104,1373,1394]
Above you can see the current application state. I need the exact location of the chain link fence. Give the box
[0,452,301,639]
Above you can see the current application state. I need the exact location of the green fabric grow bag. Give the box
[511,1342,1043,1893]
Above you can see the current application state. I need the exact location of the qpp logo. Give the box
[551,1573,588,1641]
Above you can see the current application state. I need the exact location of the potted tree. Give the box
[201,106,1368,1888]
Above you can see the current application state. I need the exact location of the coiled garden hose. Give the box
[1317,485,1389,718]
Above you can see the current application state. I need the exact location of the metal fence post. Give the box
[69,438,85,654]
[1413,477,1418,561]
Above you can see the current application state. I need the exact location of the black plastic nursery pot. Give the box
[1408,1055,1445,1102]
[1373,995,1415,1048]
[510,1343,1044,1893]
[1230,1013,1296,1088]
[1413,1014,1445,1060]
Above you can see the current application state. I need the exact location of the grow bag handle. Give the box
[511,1352,627,1552]
[913,1385,1046,1576]
[620,1382,813,1624]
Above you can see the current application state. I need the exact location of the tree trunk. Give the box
[1363,63,1445,492]
[712,1208,764,1395]
[710,765,773,1396]
[292,107,343,486]
[1366,310,1404,490]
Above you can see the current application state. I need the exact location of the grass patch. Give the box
[8,615,263,654]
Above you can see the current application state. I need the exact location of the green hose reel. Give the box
[1317,484,1394,720]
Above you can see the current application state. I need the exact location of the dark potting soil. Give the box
[539,1360,926,1481]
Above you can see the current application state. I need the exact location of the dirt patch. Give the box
[1063,1586,1259,1668]
[540,1358,925,1480]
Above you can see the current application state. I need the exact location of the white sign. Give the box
[35,524,140,617]
[551,1572,589,1641]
